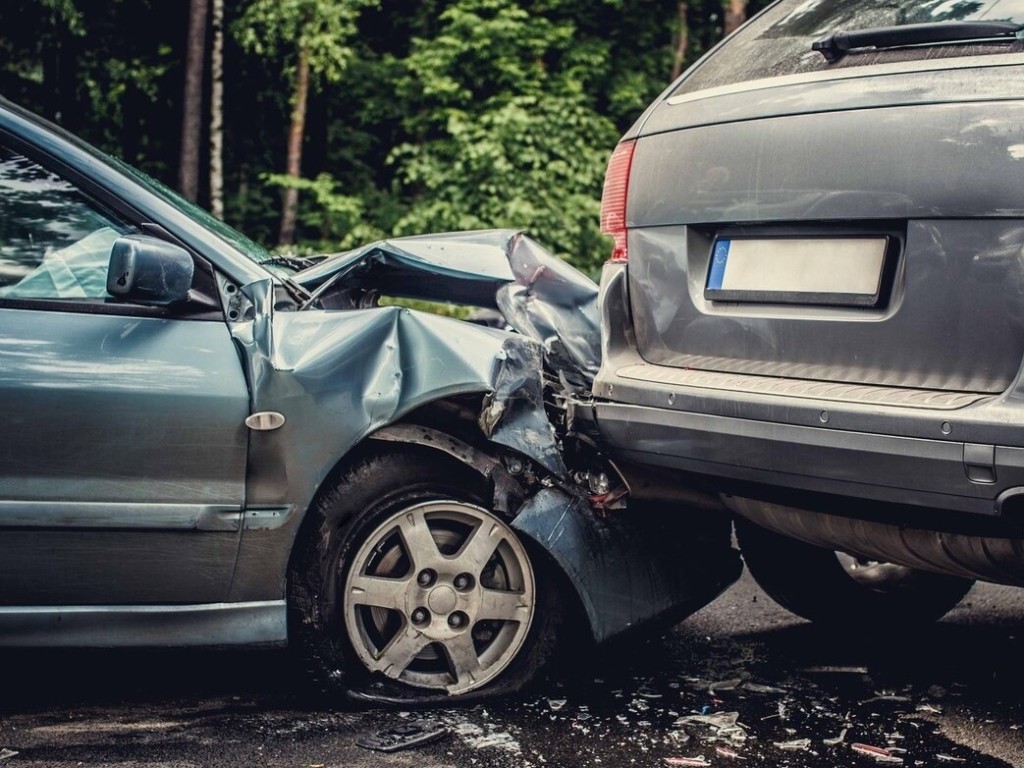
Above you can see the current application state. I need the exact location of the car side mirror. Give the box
[107,234,194,305]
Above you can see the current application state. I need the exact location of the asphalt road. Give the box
[2,569,1022,767]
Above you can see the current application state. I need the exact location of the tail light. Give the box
[600,139,635,262]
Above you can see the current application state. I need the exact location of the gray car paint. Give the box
[594,15,1024,579]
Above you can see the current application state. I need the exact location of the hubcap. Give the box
[342,500,535,695]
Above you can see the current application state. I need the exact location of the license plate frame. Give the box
[704,236,891,307]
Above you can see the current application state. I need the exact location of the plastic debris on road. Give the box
[675,711,748,742]
[355,722,448,753]
[823,728,848,745]
[851,742,904,764]
[0,750,17,761]
[774,738,812,751]
[664,757,712,766]
[715,746,745,760]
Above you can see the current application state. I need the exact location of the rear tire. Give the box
[288,447,562,700]
[735,517,974,627]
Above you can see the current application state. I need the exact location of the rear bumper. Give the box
[594,400,1024,519]
[594,262,1024,525]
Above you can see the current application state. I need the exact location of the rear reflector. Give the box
[600,140,635,262]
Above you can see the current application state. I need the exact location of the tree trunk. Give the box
[723,0,747,36]
[178,0,209,202]
[278,46,310,247]
[670,1,689,82]
[209,0,225,219]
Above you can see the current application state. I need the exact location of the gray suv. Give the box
[593,0,1024,625]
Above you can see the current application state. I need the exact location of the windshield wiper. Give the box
[812,20,1023,63]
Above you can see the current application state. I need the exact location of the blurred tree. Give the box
[235,0,376,246]
[210,0,225,218]
[179,0,208,202]
[723,0,747,34]
[385,0,619,271]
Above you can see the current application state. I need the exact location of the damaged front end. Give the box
[236,230,740,701]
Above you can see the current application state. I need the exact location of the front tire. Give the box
[736,517,974,627]
[288,447,560,700]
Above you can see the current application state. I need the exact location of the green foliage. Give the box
[1,0,774,271]
[234,0,377,84]
[386,0,618,271]
[262,172,384,249]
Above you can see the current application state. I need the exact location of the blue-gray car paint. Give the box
[0,98,739,650]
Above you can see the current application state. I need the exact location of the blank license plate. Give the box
[705,237,889,306]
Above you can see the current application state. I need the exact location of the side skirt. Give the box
[0,600,287,647]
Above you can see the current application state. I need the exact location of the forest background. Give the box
[1,0,769,274]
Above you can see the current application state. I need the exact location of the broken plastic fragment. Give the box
[708,678,743,694]
[774,738,811,751]
[548,698,567,711]
[742,682,786,695]
[915,703,943,714]
[675,711,747,743]
[715,746,744,760]
[664,758,711,767]
[803,665,869,675]
[0,750,17,762]
[676,712,740,729]
[851,743,903,764]
[823,728,848,745]
[936,756,967,763]
[355,722,448,752]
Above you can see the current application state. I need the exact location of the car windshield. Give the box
[100,153,275,266]
[674,0,1024,97]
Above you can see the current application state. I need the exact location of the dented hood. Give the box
[295,230,601,387]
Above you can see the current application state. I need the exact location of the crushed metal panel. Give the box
[296,229,517,308]
[227,280,565,599]
[294,229,601,388]
[511,487,742,644]
[496,233,601,390]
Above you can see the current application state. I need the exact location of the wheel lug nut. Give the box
[448,611,467,629]
[454,574,470,590]
[417,569,435,587]
[411,608,429,625]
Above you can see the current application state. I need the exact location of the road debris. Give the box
[0,750,17,761]
[547,699,567,711]
[742,682,786,695]
[823,728,848,745]
[936,756,967,763]
[452,722,521,752]
[774,738,811,751]
[665,757,712,766]
[803,665,870,675]
[715,746,745,760]
[355,722,448,753]
[675,711,747,742]
[851,742,904,764]
[708,678,744,694]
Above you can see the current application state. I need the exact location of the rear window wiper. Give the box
[812,20,1024,63]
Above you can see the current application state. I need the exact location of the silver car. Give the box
[594,0,1024,627]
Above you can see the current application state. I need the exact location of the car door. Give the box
[0,141,251,606]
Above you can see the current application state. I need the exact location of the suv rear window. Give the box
[674,0,1024,97]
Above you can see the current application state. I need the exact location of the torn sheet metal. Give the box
[511,487,742,644]
[295,229,600,388]
[233,278,563,496]
[227,278,563,599]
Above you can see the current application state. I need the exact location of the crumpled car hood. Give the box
[294,230,601,389]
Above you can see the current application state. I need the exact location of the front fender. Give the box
[512,488,742,644]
